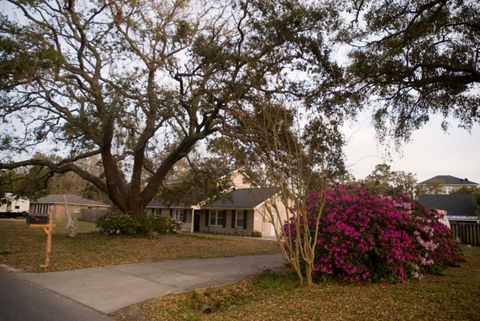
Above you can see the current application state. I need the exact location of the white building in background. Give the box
[417,175,479,194]
[0,193,29,218]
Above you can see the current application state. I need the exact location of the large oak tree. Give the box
[0,0,340,216]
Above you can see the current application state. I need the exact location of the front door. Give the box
[193,210,201,232]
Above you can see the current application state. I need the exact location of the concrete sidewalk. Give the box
[18,254,284,314]
[0,272,114,321]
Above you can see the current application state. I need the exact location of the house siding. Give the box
[199,209,254,236]
[147,207,193,232]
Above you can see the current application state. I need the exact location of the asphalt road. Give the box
[0,272,114,321]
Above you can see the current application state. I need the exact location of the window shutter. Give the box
[231,210,236,228]
[222,210,227,228]
[205,210,209,227]
[243,210,248,229]
[169,208,173,218]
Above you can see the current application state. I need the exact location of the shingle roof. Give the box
[202,187,279,209]
[147,199,191,208]
[33,194,109,207]
[147,199,171,208]
[418,175,479,186]
[417,194,478,218]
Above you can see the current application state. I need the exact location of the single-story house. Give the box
[200,187,286,237]
[29,194,110,221]
[417,193,479,222]
[147,187,288,237]
[417,175,479,194]
[147,199,194,232]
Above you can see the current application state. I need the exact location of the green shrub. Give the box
[96,213,142,235]
[145,215,169,234]
[251,230,262,238]
[97,213,184,236]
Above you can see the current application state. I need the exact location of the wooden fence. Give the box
[450,221,480,246]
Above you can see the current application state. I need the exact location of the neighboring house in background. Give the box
[0,193,29,218]
[147,171,288,237]
[417,175,479,194]
[418,194,479,222]
[29,194,110,221]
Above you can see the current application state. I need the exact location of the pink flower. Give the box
[285,184,463,284]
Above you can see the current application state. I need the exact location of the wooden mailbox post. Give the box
[27,206,55,268]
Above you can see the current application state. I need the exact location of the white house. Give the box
[417,175,479,194]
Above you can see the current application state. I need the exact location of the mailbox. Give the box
[26,206,55,268]
[26,215,49,225]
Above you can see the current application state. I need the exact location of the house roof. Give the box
[417,194,478,218]
[202,187,279,209]
[147,198,192,209]
[147,199,170,208]
[32,194,110,207]
[418,175,479,186]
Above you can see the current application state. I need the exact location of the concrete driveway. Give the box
[17,254,284,314]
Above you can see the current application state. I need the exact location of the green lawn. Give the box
[0,218,278,272]
[116,246,480,321]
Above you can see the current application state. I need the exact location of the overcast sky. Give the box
[343,113,480,184]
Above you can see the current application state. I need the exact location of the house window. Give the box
[171,209,187,222]
[235,211,244,228]
[209,210,225,226]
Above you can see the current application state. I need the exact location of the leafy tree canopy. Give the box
[341,0,479,142]
[361,163,417,197]
[208,97,348,195]
[156,156,234,206]
[0,0,342,216]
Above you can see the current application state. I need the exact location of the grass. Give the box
[115,246,480,321]
[0,218,278,272]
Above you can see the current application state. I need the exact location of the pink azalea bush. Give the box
[286,184,462,283]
